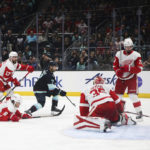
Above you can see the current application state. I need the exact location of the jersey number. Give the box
[90,88,104,98]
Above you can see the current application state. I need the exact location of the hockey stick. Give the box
[0,72,30,102]
[28,105,65,119]
[57,87,76,107]
[65,95,76,107]
[125,111,150,118]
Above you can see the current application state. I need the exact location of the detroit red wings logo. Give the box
[122,59,133,66]
[3,67,13,79]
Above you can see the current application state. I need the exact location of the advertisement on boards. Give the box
[11,71,149,97]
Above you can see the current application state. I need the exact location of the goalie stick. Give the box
[30,105,65,119]
[125,111,150,118]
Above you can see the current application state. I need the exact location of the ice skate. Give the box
[103,120,112,132]
[136,111,143,122]
[24,109,32,117]
[51,100,65,116]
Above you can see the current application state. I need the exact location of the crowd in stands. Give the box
[0,0,37,33]
[0,0,150,71]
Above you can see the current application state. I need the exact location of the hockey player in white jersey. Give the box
[113,38,143,121]
[73,76,136,132]
[0,51,34,101]
[0,94,31,121]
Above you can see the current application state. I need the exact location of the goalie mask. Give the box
[11,94,22,108]
[93,76,105,85]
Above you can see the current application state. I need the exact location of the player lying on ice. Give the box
[73,76,136,132]
[0,51,34,101]
[25,61,67,116]
[0,94,31,122]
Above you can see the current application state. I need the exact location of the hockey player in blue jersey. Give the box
[25,61,66,116]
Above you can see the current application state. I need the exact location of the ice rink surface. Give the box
[0,96,150,150]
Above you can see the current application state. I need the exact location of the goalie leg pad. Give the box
[73,115,111,132]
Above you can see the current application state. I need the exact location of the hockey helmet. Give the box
[48,61,58,67]
[124,38,133,48]
[93,76,105,84]
[11,94,22,105]
[9,51,18,58]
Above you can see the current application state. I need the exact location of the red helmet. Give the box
[93,76,105,84]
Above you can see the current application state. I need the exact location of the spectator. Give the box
[3,29,15,52]
[88,51,98,70]
[26,30,37,44]
[18,51,23,64]
[38,30,48,44]
[68,50,79,70]
[22,46,32,61]
[143,55,150,71]
[2,48,8,61]
[42,18,54,32]
[80,49,88,63]
[103,50,113,70]
[77,19,87,34]
[76,57,86,71]
[72,32,81,42]
[15,33,26,52]
[104,32,112,46]
[28,56,40,70]
[54,57,62,70]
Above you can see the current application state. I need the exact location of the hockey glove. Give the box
[13,78,20,86]
[27,65,34,73]
[11,115,20,122]
[121,65,130,72]
[60,90,67,96]
[115,69,124,78]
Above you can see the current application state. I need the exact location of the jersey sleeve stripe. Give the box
[80,103,89,107]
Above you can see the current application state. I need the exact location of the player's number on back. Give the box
[90,88,103,98]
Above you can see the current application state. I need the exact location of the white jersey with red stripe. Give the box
[113,50,143,80]
[0,59,22,84]
[80,84,115,116]
[84,84,113,107]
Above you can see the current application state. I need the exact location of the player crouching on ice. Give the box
[25,61,67,116]
[73,76,136,132]
[0,94,31,122]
